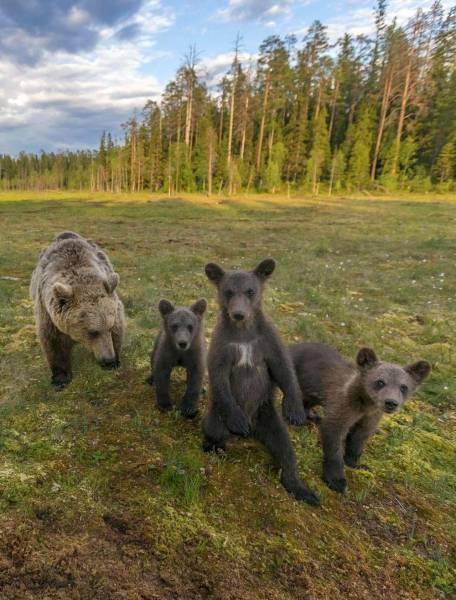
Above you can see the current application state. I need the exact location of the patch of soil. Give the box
[0,516,284,600]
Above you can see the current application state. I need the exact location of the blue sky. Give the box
[0,0,449,154]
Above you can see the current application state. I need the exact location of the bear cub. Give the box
[289,343,431,493]
[203,259,319,506]
[30,231,125,386]
[147,298,207,418]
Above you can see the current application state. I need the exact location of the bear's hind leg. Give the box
[253,400,320,506]
[321,419,350,493]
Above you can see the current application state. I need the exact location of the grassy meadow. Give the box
[0,191,455,599]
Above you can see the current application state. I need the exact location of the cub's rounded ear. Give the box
[205,263,225,285]
[191,298,207,317]
[104,272,119,294]
[405,360,431,384]
[253,258,275,280]
[357,347,378,369]
[159,299,175,318]
[53,281,73,300]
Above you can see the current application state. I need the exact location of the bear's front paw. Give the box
[51,370,72,388]
[344,456,370,471]
[181,395,199,419]
[344,453,363,468]
[323,475,347,493]
[225,406,250,437]
[156,396,173,412]
[202,438,226,453]
[282,399,307,426]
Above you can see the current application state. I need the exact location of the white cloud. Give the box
[295,0,455,43]
[0,1,174,153]
[216,0,294,23]
[197,51,257,88]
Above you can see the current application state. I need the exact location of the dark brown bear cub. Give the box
[147,299,207,418]
[203,259,319,506]
[290,343,431,493]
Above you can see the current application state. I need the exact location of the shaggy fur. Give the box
[289,343,431,493]
[203,259,319,506]
[30,231,125,386]
[147,298,207,418]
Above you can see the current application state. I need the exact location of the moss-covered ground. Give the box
[0,192,454,599]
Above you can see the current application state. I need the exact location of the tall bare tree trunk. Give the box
[207,133,213,196]
[328,153,336,196]
[314,82,323,121]
[328,79,339,143]
[371,69,393,181]
[218,93,224,145]
[391,58,412,175]
[256,73,270,172]
[240,94,249,161]
[130,133,136,192]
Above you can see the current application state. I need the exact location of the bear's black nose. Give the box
[178,341,188,349]
[100,359,117,370]
[384,399,399,412]
[233,312,245,321]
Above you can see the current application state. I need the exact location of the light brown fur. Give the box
[30,231,125,386]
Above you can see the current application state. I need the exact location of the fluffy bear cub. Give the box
[147,298,207,418]
[290,343,431,493]
[203,258,319,506]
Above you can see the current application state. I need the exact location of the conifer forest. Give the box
[1,1,455,195]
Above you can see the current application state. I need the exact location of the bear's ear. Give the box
[253,258,276,281]
[191,298,207,317]
[53,282,73,300]
[405,360,431,384]
[104,272,119,294]
[159,299,175,318]
[357,347,378,369]
[205,263,225,285]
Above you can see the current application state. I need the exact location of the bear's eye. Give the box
[171,324,179,333]
[224,290,234,299]
[400,384,408,394]
[187,325,193,333]
[245,288,255,298]
[374,379,385,389]
[88,330,100,339]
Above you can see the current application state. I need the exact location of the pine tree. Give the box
[345,105,374,189]
[306,107,330,194]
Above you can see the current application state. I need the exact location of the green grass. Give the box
[0,191,455,599]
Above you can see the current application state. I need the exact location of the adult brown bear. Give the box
[30,231,125,386]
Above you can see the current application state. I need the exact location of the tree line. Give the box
[1,1,455,195]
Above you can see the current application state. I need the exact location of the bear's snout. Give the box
[99,358,118,370]
[384,399,399,413]
[232,311,245,321]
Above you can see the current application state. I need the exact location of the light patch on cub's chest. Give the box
[232,343,254,368]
